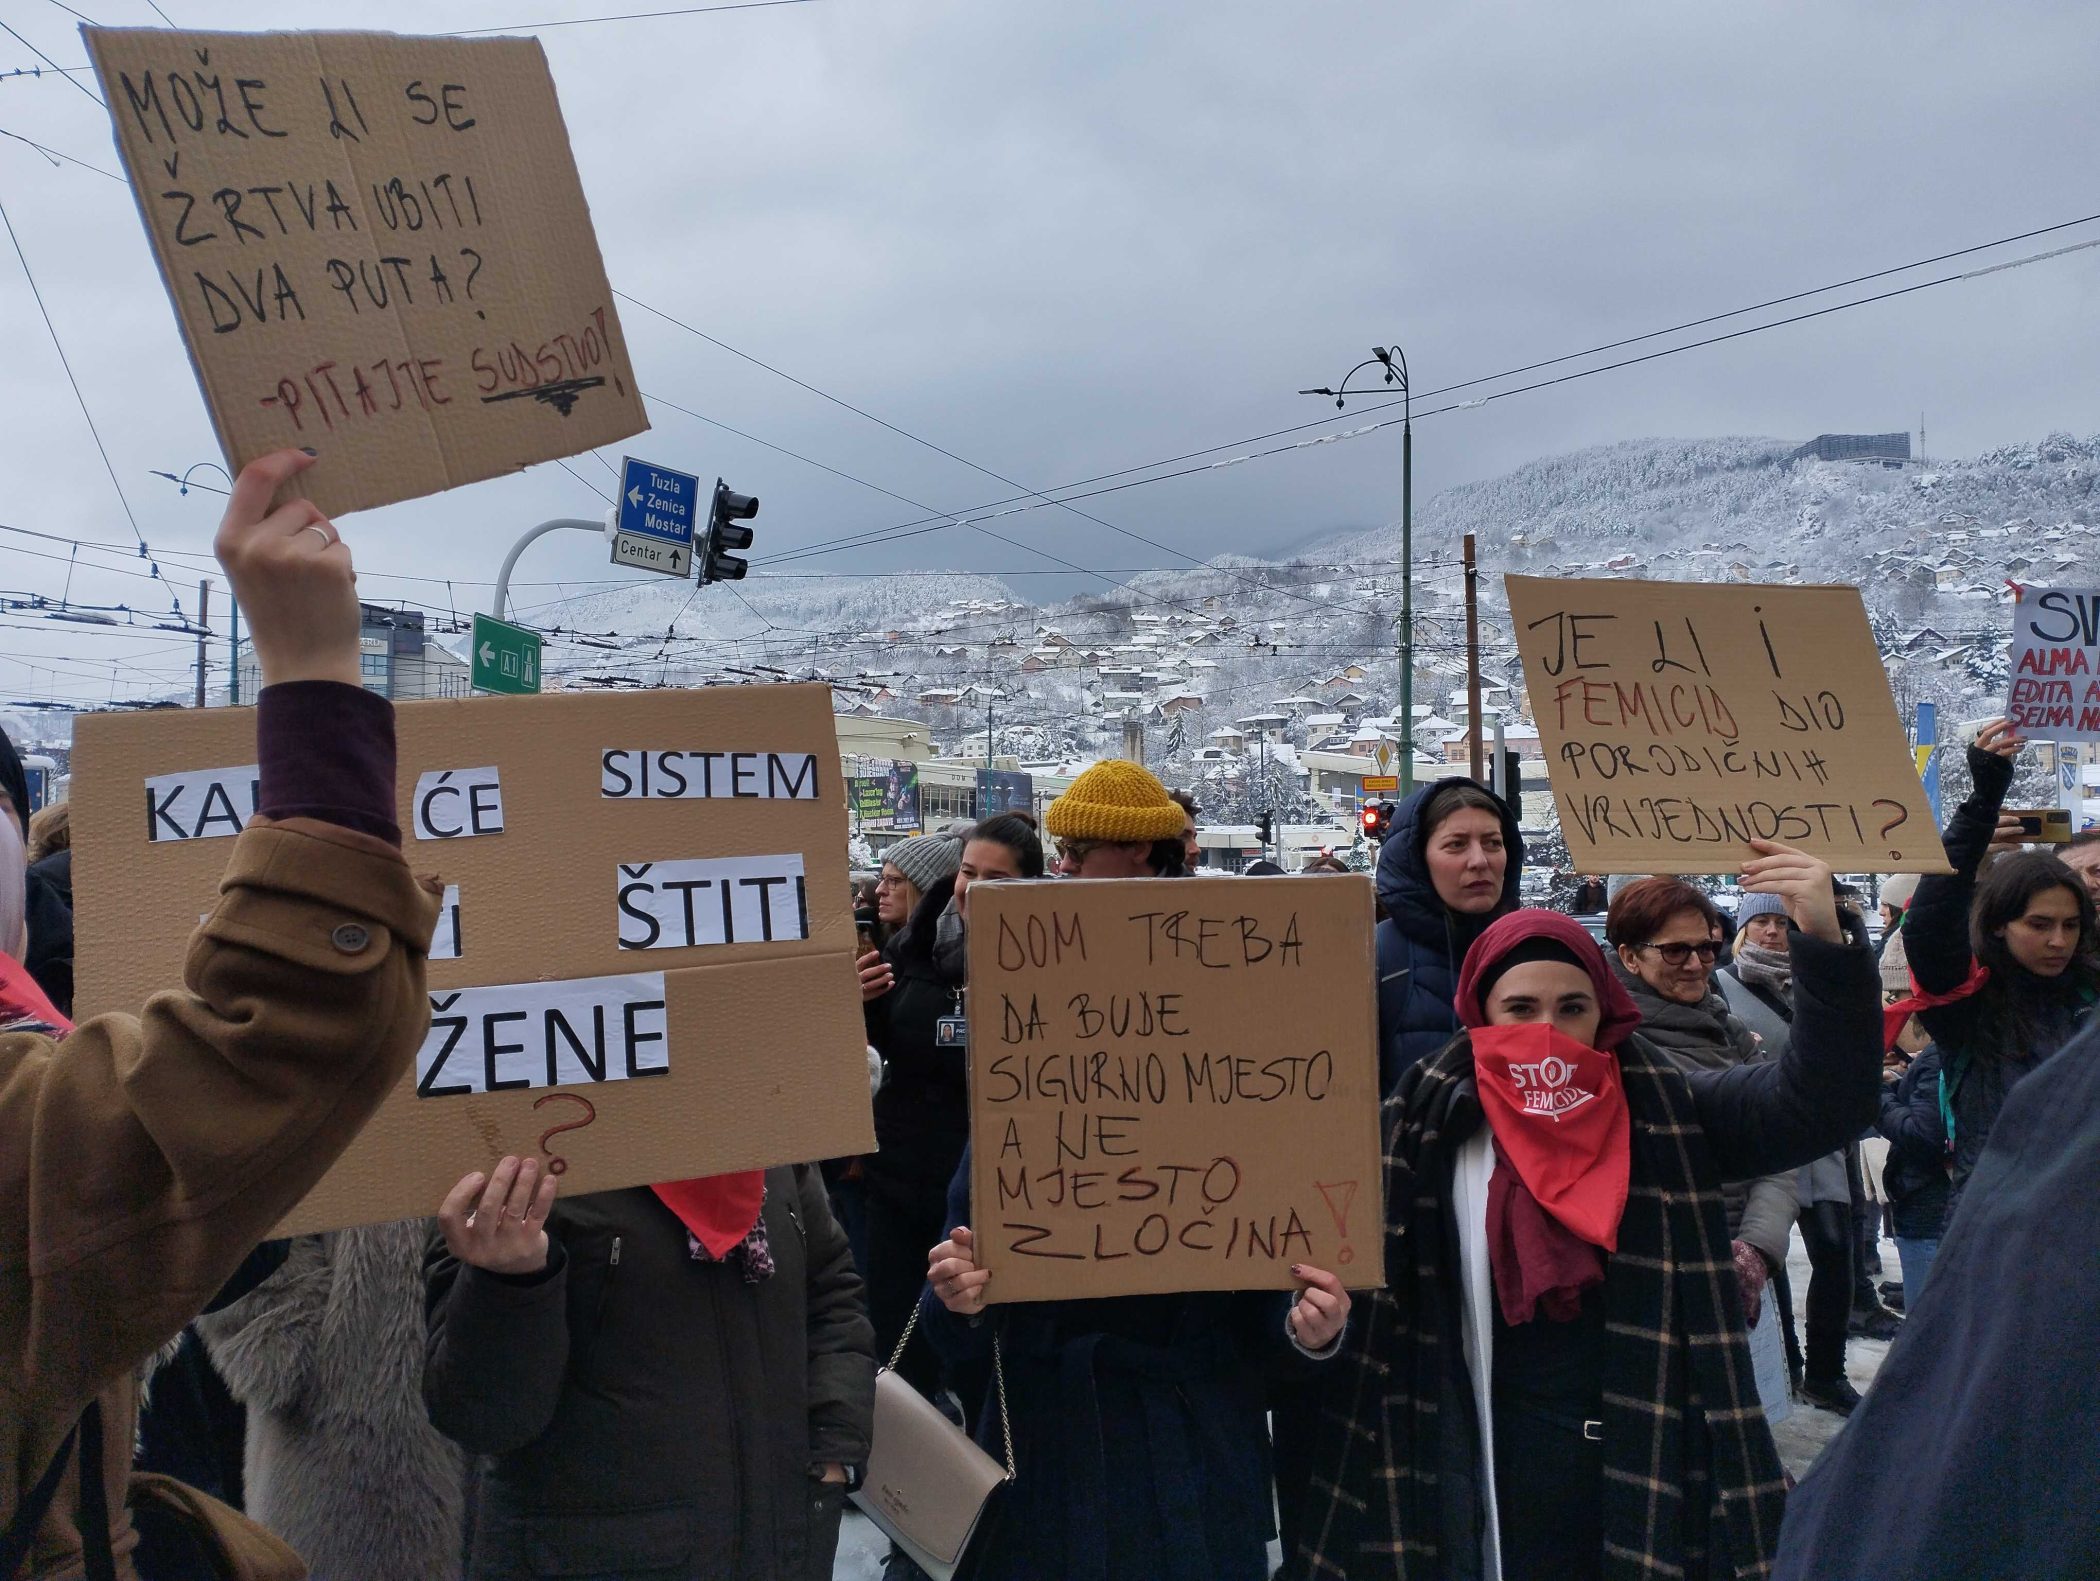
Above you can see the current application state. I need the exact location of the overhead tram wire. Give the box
[619,292,1390,622]
[751,208,2100,568]
[0,126,124,180]
[0,195,185,619]
[5,0,835,73]
[626,381,1365,633]
[0,18,100,104]
[754,229,2100,569]
[18,46,2082,616]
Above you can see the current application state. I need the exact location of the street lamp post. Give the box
[1300,345,1414,794]
[489,517,608,619]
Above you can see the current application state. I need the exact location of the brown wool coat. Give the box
[1,818,440,1581]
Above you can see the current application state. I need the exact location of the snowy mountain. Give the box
[513,433,2099,813]
[45,434,2086,815]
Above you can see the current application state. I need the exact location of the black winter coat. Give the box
[23,848,70,1018]
[920,1146,1309,1581]
[424,1167,875,1581]
[1374,779,1524,1093]
[1876,1046,1953,1239]
[1777,1018,2100,1580]
[1902,746,2093,1219]
[863,876,968,1200]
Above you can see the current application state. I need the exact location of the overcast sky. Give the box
[3,0,2097,709]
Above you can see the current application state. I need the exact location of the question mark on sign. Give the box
[1873,798,1909,858]
[532,1092,596,1176]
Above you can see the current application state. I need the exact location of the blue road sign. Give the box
[618,457,701,546]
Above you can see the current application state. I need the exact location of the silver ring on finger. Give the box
[300,522,335,547]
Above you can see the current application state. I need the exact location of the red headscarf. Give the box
[1455,909,1642,1049]
[1456,909,1640,1325]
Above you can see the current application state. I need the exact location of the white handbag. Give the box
[849,1302,1015,1581]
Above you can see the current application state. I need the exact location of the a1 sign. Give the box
[471,612,543,696]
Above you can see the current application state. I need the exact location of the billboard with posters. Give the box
[849,760,920,829]
[975,768,1034,817]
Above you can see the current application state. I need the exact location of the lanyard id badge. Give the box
[936,989,968,1049]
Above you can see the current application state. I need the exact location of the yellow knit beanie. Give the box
[1044,760,1186,843]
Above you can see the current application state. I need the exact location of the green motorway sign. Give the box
[471,612,542,695]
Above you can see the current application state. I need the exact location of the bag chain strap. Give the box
[887,1296,1017,1481]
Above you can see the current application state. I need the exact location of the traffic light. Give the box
[700,478,758,584]
[1256,810,1275,846]
[1361,800,1397,842]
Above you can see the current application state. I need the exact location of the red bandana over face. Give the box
[1470,1022,1631,1251]
[1455,909,1644,1324]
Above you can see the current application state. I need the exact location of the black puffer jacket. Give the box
[1903,745,2095,1218]
[1877,1045,1953,1240]
[1373,779,1524,1092]
[424,1167,875,1581]
[863,875,968,1199]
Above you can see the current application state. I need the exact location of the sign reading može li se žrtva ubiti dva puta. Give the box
[1507,576,1949,874]
[83,26,647,517]
[67,685,875,1236]
[966,875,1385,1303]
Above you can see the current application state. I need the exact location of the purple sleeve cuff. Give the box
[256,681,400,845]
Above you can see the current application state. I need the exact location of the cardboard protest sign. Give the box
[84,27,646,517]
[1507,576,1948,874]
[965,875,1384,1303]
[69,685,873,1235]
[2007,586,2100,742]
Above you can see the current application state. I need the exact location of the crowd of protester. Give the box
[2,453,2096,1579]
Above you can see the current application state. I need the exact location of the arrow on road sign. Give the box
[479,642,495,664]
[627,485,643,508]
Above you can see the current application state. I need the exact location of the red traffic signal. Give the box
[1361,800,1396,841]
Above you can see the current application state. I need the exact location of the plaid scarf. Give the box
[1294,1031,1786,1581]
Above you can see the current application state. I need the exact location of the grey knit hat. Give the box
[884,834,962,895]
[1734,891,1788,922]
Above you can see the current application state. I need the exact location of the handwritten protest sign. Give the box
[966,875,1383,1302]
[2007,586,2100,743]
[69,685,872,1235]
[1507,576,1948,874]
[84,27,646,517]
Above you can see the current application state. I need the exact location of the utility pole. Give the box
[227,594,240,705]
[1400,405,1414,794]
[194,579,210,707]
[1463,533,1484,782]
[1300,342,1413,792]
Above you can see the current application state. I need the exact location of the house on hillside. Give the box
[1157,693,1204,719]
[1209,725,1246,754]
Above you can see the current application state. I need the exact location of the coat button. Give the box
[331,923,371,953]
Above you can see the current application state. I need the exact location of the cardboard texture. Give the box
[83,27,646,517]
[2006,586,2100,743]
[69,685,873,1236]
[965,875,1385,1303]
[1507,576,1950,874]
